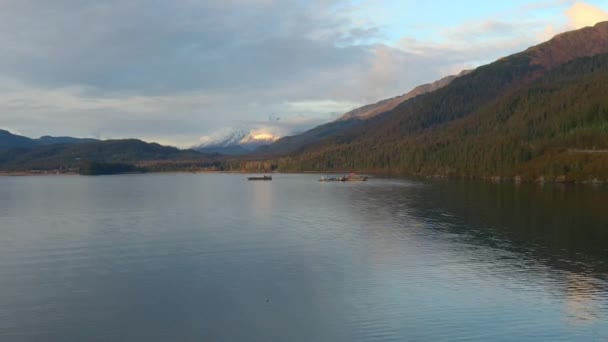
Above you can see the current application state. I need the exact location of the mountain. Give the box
[194,129,280,155]
[198,130,249,148]
[255,119,361,156]
[239,133,281,149]
[339,70,471,121]
[196,145,250,155]
[0,139,210,172]
[275,22,608,182]
[36,136,99,145]
[0,129,99,150]
[257,70,470,156]
[527,21,608,69]
[0,129,36,149]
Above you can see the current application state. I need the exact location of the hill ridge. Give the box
[273,22,608,182]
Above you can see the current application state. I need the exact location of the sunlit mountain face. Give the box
[193,129,281,154]
[240,132,281,146]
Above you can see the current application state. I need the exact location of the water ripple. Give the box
[0,174,607,341]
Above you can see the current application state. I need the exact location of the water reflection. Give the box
[350,180,608,270]
[563,273,604,325]
[1,175,608,341]
[333,179,608,334]
[248,176,275,217]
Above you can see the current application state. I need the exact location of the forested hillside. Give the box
[260,22,608,182]
[259,71,468,156]
[0,129,98,150]
[0,139,211,172]
[277,53,608,182]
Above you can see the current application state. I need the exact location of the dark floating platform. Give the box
[248,175,272,181]
[319,174,368,182]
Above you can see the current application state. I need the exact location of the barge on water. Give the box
[319,173,368,182]
[248,175,272,181]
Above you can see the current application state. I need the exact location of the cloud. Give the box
[1,1,607,147]
[566,2,608,28]
[394,2,608,80]
[0,77,231,145]
[446,20,521,41]
[240,100,360,137]
[0,0,368,94]
[394,20,541,81]
[196,113,333,148]
[0,0,384,142]
[518,0,576,12]
[537,2,608,41]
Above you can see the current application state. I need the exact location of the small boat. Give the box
[248,175,272,181]
[344,173,368,181]
[318,176,342,182]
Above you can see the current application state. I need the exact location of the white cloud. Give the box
[392,1,608,88]
[537,2,608,41]
[1,1,607,147]
[281,100,361,116]
[566,2,608,28]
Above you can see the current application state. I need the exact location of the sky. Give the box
[1,0,607,147]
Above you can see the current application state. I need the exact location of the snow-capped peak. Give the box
[195,129,280,151]
[239,132,281,146]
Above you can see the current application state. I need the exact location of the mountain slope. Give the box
[0,130,36,149]
[255,119,361,156]
[196,145,250,155]
[194,129,280,154]
[258,70,470,156]
[197,130,249,149]
[339,70,471,121]
[278,22,608,181]
[0,139,208,171]
[527,21,608,69]
[36,136,99,145]
[0,129,99,150]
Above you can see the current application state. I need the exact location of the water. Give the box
[1,174,607,341]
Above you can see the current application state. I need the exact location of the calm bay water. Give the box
[1,173,608,341]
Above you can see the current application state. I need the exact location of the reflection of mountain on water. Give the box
[338,181,608,259]
[396,181,608,269]
[334,180,608,323]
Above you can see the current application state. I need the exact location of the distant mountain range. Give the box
[193,129,280,155]
[0,130,215,172]
[3,22,608,181]
[260,21,608,182]
[0,129,98,150]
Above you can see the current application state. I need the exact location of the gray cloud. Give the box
[0,0,375,94]
[0,0,589,146]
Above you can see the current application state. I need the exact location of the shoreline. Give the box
[0,169,606,185]
[0,171,77,177]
